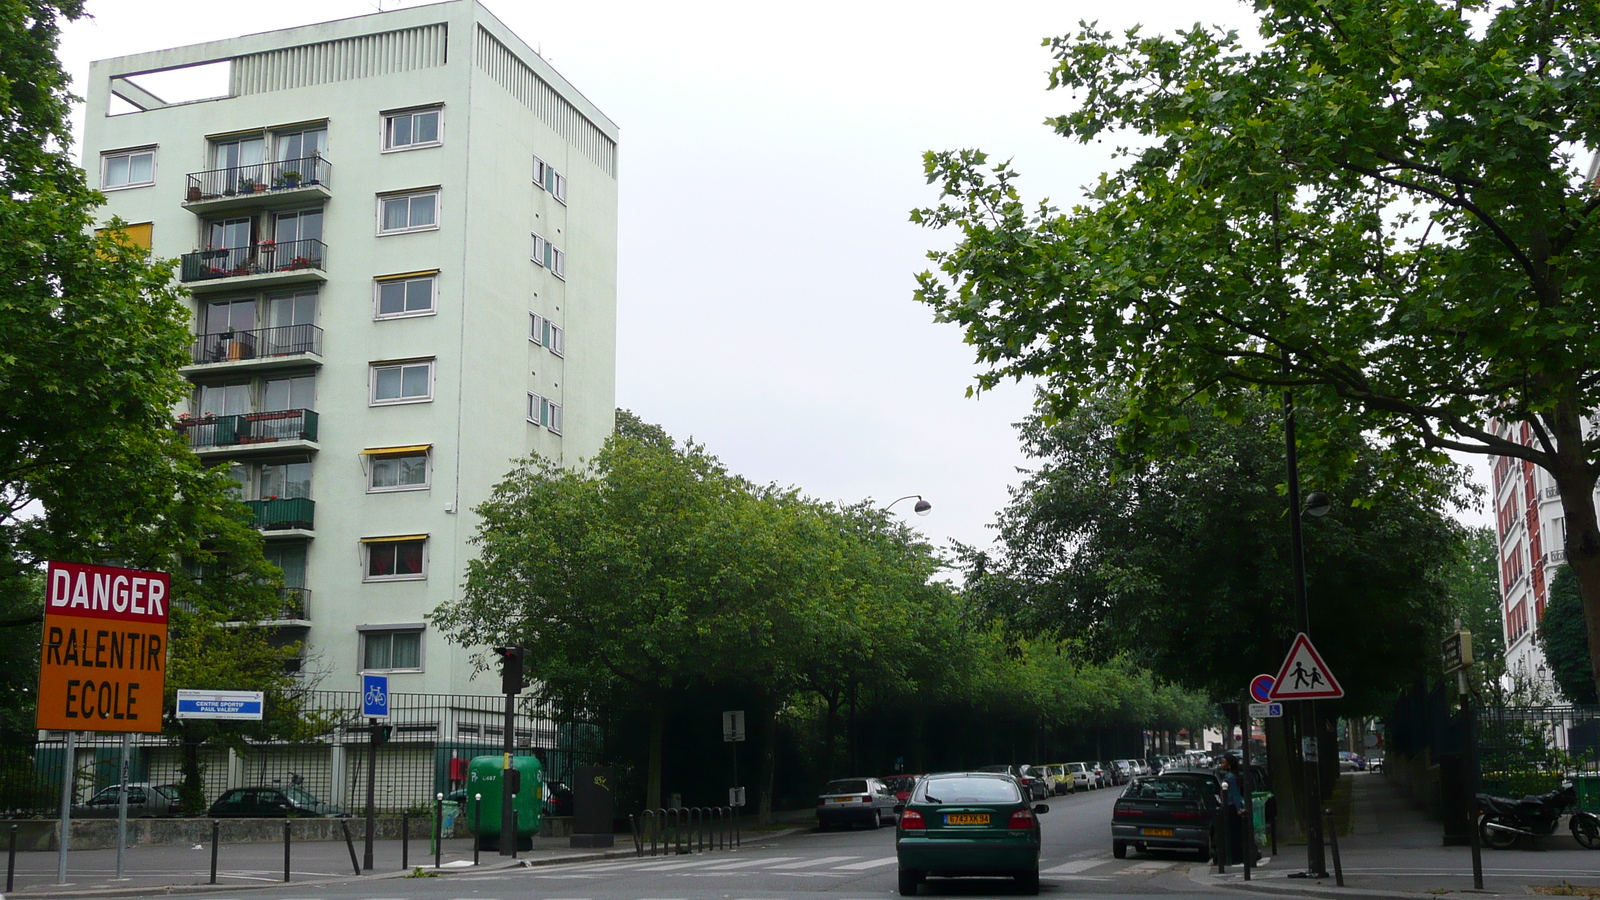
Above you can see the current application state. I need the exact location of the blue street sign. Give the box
[362,673,389,718]
[175,690,264,720]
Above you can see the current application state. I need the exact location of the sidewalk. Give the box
[2,834,634,897]
[1193,771,1600,898]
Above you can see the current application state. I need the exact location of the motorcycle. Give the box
[1476,781,1600,849]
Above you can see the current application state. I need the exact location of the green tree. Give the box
[913,0,1600,698]
[1540,566,1595,705]
[1444,527,1509,701]
[962,391,1468,712]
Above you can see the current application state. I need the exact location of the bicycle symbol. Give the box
[365,685,387,709]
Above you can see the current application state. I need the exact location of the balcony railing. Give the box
[277,587,311,620]
[180,238,326,283]
[1545,549,1567,565]
[190,324,323,365]
[244,497,315,531]
[178,409,318,450]
[185,155,330,203]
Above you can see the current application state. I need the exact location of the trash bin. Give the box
[466,755,543,851]
[1251,791,1272,848]
[1575,774,1600,813]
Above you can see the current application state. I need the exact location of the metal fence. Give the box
[0,691,600,818]
[1478,703,1600,799]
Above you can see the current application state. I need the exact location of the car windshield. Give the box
[153,784,179,800]
[283,787,321,806]
[885,777,916,792]
[1070,763,1085,772]
[915,776,1021,804]
[1125,779,1201,800]
[823,779,869,794]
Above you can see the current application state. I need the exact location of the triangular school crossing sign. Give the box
[1268,632,1344,700]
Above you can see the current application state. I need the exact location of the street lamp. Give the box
[1302,491,1332,518]
[886,495,932,516]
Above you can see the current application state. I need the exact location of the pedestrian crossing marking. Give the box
[1042,859,1110,874]
[832,857,897,870]
[701,857,801,871]
[768,856,860,869]
[634,859,731,871]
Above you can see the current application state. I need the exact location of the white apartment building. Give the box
[1490,419,1595,701]
[82,1,618,696]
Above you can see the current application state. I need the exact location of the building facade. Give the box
[1490,419,1593,701]
[82,1,618,695]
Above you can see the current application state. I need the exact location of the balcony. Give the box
[245,497,315,532]
[185,324,323,374]
[178,409,319,457]
[183,156,331,215]
[1545,549,1567,565]
[276,586,311,622]
[179,239,326,292]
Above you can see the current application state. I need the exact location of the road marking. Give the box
[700,857,802,871]
[633,859,734,871]
[1042,859,1110,874]
[1119,861,1178,874]
[767,856,861,869]
[832,857,897,870]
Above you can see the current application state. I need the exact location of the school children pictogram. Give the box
[1267,632,1345,700]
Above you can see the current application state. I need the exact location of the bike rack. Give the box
[631,806,739,857]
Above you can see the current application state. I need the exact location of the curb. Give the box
[1184,863,1514,900]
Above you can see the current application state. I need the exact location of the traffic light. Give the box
[372,724,392,746]
[506,767,522,795]
[1221,701,1242,726]
[493,646,525,695]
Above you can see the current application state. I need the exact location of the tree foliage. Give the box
[913,0,1600,696]
[1443,526,1510,701]
[1540,565,1596,705]
[961,391,1469,712]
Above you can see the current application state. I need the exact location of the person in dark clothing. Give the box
[1218,755,1247,865]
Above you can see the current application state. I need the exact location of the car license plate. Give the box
[945,813,991,825]
[832,798,852,803]
[1141,827,1174,837]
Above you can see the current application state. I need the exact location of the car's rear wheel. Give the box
[897,868,921,896]
[1015,868,1040,895]
[1113,840,1128,859]
[869,811,881,829]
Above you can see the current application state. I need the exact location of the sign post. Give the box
[37,561,170,885]
[360,673,388,871]
[723,710,745,813]
[1268,632,1342,880]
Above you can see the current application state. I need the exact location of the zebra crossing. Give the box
[514,851,1194,881]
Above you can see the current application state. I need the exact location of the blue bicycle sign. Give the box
[361,673,389,718]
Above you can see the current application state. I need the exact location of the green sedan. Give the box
[895,772,1048,895]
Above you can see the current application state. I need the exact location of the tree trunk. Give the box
[823,690,839,779]
[1547,404,1600,701]
[759,704,777,825]
[646,703,665,812]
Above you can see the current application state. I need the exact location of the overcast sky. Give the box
[59,0,1492,559]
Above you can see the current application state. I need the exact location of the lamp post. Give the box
[885,495,932,516]
[1283,388,1331,879]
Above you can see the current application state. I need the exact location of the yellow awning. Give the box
[374,269,440,282]
[361,444,431,455]
[360,534,428,544]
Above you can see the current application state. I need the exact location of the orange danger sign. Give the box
[36,561,170,733]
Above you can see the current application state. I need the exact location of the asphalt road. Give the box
[191,786,1233,900]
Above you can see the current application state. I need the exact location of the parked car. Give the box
[896,771,1048,895]
[1102,762,1127,787]
[74,783,181,818]
[1020,765,1055,800]
[1368,755,1385,774]
[816,777,898,829]
[884,776,921,807]
[1044,764,1073,795]
[1111,760,1135,783]
[1112,774,1218,861]
[977,765,1048,802]
[1089,762,1108,788]
[208,786,343,818]
[1067,762,1094,791]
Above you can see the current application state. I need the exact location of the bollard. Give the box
[209,820,219,885]
[282,820,291,883]
[1216,806,1228,874]
[402,812,409,870]
[340,819,361,876]
[8,823,18,892]
[733,805,740,848]
[474,793,482,866]
[435,792,444,869]
[1324,808,1343,887]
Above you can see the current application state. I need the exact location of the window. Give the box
[366,447,430,492]
[102,148,156,189]
[264,544,307,591]
[362,629,423,670]
[533,155,567,204]
[383,107,441,151]
[370,360,434,405]
[258,460,312,500]
[529,314,564,356]
[273,208,323,245]
[198,382,251,417]
[275,127,325,163]
[362,537,427,582]
[375,273,437,318]
[528,393,563,434]
[378,190,439,234]
[263,375,315,412]
[532,234,567,278]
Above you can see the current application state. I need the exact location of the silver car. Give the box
[816,776,898,829]
[74,783,181,818]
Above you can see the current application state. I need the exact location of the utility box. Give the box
[571,765,615,848]
[466,754,543,851]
